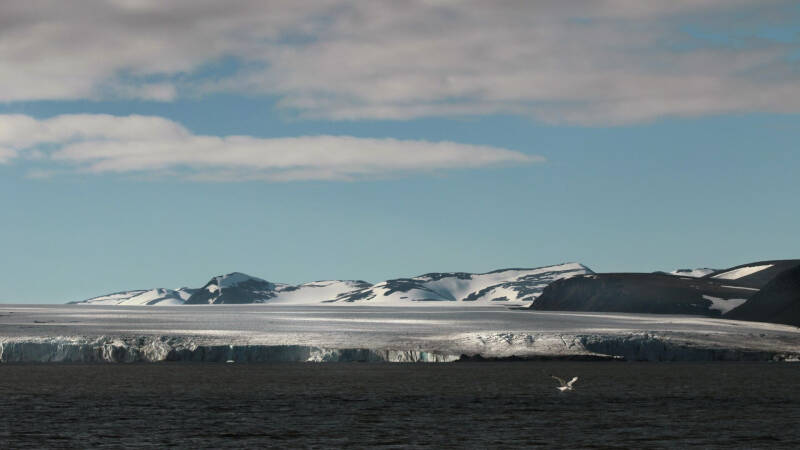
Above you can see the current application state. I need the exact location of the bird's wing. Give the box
[567,377,578,387]
[551,375,567,386]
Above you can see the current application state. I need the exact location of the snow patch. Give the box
[702,295,748,314]
[720,285,760,292]
[668,268,716,278]
[712,264,774,280]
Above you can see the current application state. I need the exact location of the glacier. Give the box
[1,305,798,363]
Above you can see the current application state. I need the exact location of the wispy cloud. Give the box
[0,1,798,124]
[0,114,539,181]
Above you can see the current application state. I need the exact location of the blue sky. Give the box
[1,1,798,303]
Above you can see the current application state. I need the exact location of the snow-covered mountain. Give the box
[331,263,592,305]
[184,273,277,304]
[184,273,372,305]
[72,263,591,306]
[74,288,196,306]
[68,259,800,327]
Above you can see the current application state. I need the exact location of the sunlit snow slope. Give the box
[74,288,196,306]
[331,263,591,305]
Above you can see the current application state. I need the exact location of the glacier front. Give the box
[1,305,799,363]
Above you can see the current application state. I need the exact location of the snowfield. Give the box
[1,305,798,363]
[270,280,374,305]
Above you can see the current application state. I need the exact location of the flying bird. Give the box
[551,375,578,392]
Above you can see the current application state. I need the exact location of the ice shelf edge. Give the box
[1,333,798,363]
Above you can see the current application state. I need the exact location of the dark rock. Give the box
[530,273,758,316]
[726,265,800,327]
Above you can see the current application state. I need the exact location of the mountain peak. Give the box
[185,272,276,304]
[214,272,268,288]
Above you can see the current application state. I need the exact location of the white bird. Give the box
[551,375,578,392]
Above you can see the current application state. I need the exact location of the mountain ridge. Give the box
[73,263,592,306]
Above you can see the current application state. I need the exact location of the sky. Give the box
[1,0,799,303]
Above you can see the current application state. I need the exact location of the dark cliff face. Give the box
[726,265,800,327]
[530,273,758,316]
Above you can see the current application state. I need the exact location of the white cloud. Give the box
[0,1,798,124]
[0,114,539,181]
[0,147,16,163]
[109,82,178,102]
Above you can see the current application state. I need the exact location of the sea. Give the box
[1,362,799,449]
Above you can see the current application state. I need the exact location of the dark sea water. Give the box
[1,362,799,449]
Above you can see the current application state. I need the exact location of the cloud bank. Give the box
[1,1,798,124]
[0,114,539,181]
